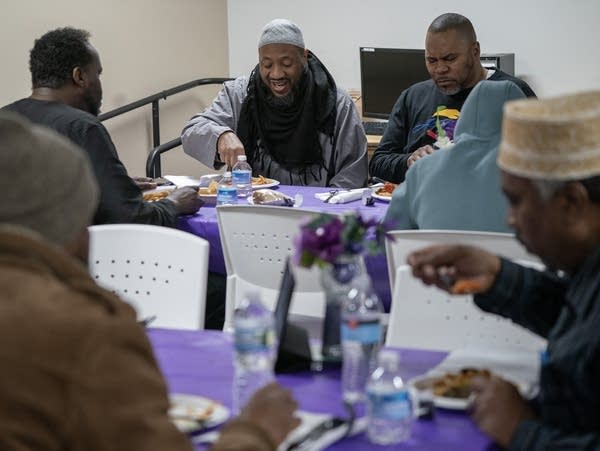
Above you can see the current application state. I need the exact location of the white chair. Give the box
[88,224,209,330]
[385,230,540,294]
[384,230,546,352]
[216,205,324,332]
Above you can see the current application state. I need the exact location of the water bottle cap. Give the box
[237,155,247,162]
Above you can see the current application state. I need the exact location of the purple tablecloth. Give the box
[177,185,392,310]
[149,328,493,451]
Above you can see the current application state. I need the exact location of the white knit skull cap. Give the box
[258,18,305,49]
[498,90,600,180]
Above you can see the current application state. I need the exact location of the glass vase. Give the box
[320,254,371,362]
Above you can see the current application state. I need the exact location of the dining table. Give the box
[149,328,496,451]
[177,184,393,311]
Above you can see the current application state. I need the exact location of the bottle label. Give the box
[234,327,275,353]
[341,319,381,344]
[217,186,237,204]
[368,390,411,420]
[232,170,251,185]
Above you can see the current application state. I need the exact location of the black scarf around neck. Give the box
[237,51,337,172]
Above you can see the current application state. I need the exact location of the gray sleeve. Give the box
[181,77,249,168]
[327,89,368,188]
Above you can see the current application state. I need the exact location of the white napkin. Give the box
[314,188,370,204]
[164,174,202,187]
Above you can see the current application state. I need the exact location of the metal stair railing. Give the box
[98,77,232,177]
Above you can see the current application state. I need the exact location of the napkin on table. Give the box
[314,188,370,204]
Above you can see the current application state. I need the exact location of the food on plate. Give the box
[375,182,397,197]
[451,278,487,295]
[252,175,269,185]
[426,368,491,399]
[252,189,294,206]
[169,401,216,423]
[198,180,219,195]
[143,190,172,202]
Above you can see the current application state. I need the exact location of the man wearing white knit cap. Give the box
[182,18,368,188]
[406,91,600,450]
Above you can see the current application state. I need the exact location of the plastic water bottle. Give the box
[217,171,237,205]
[232,155,252,198]
[367,350,412,445]
[232,295,277,414]
[340,285,383,403]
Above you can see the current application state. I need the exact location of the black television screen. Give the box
[360,47,430,119]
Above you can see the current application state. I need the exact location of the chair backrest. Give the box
[384,230,546,352]
[217,205,324,331]
[88,224,209,330]
[385,230,538,292]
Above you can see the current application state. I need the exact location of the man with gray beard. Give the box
[182,19,368,188]
[369,12,536,184]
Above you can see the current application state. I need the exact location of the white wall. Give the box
[1,0,229,177]
[227,0,600,98]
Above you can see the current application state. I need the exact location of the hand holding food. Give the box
[217,131,245,168]
[407,244,501,294]
[470,375,536,448]
[167,186,204,214]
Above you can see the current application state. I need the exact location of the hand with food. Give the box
[407,244,501,294]
[212,383,300,451]
[470,375,536,448]
[132,176,157,191]
[166,186,204,215]
[217,131,246,169]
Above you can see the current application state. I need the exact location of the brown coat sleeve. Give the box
[66,317,192,451]
[210,420,276,451]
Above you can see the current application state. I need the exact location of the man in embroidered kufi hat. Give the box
[406,91,600,449]
[182,19,368,188]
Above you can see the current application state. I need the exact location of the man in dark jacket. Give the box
[407,90,600,450]
[369,13,536,183]
[2,27,202,226]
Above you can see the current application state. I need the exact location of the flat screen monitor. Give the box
[360,47,430,119]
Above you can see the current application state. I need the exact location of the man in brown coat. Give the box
[0,112,298,450]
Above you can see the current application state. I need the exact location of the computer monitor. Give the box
[360,47,430,119]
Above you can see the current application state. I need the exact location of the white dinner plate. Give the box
[198,178,280,197]
[408,373,534,411]
[408,374,472,410]
[371,192,392,202]
[251,178,279,190]
[169,393,230,433]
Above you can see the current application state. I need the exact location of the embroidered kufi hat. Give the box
[498,91,600,180]
[258,18,305,49]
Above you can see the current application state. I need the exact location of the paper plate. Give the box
[371,192,392,202]
[251,178,279,190]
[198,178,280,197]
[169,393,230,433]
[408,373,534,411]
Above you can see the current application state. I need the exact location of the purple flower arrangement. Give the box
[294,212,394,268]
